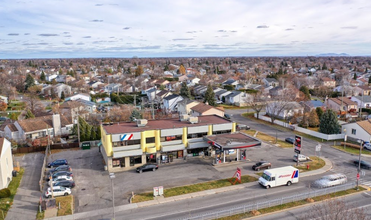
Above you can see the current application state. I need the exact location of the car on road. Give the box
[353,159,371,169]
[312,173,347,188]
[252,161,271,171]
[48,175,74,186]
[45,186,71,198]
[48,159,68,168]
[293,154,310,162]
[224,114,232,119]
[136,164,158,173]
[53,180,75,188]
[47,171,73,180]
[285,137,295,144]
[49,165,72,174]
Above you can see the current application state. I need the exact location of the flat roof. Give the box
[204,132,261,149]
[103,115,232,134]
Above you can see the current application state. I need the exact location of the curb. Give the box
[300,157,333,178]
[245,187,366,220]
[330,146,371,158]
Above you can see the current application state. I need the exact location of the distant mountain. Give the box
[316,53,350,57]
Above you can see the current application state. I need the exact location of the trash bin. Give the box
[12,170,17,177]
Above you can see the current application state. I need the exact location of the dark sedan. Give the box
[285,137,295,144]
[54,180,75,188]
[136,164,158,173]
[47,159,68,168]
[252,161,271,171]
[49,165,72,174]
[353,160,371,169]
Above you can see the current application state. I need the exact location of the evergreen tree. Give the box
[60,91,65,100]
[299,86,311,100]
[40,71,46,81]
[316,107,324,119]
[130,109,142,121]
[319,109,341,134]
[308,109,320,127]
[25,74,35,90]
[368,75,371,84]
[322,63,327,70]
[353,73,357,80]
[25,109,35,119]
[204,84,216,106]
[180,82,191,99]
[9,113,18,120]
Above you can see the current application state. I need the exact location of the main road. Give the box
[79,109,371,220]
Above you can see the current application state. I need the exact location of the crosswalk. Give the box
[360,180,371,188]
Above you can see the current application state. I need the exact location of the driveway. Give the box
[6,153,44,220]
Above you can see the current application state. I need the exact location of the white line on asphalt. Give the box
[22,155,25,160]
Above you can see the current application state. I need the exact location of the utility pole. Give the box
[76,116,80,147]
[134,94,136,107]
[357,139,362,190]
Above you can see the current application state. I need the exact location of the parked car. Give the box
[47,171,73,180]
[312,173,347,188]
[237,124,250,130]
[252,161,271,171]
[136,164,158,173]
[48,175,73,186]
[53,180,75,188]
[363,143,371,151]
[49,165,72,174]
[47,159,68,168]
[45,186,71,198]
[0,117,8,121]
[353,160,371,169]
[293,154,310,162]
[285,137,295,144]
[224,114,233,119]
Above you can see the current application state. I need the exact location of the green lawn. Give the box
[295,156,326,172]
[216,187,365,220]
[242,130,293,148]
[333,145,371,155]
[0,168,24,220]
[132,175,258,203]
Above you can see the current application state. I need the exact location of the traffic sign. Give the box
[315,144,321,152]
[357,173,360,180]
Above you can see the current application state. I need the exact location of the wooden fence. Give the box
[12,142,79,154]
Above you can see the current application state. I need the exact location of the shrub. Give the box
[0,188,11,198]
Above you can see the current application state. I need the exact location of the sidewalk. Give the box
[45,157,333,220]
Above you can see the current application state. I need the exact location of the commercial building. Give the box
[100,115,240,172]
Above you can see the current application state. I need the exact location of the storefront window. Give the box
[146,137,155,143]
[127,139,140,145]
[187,132,207,139]
[130,156,142,166]
[112,158,125,167]
[212,130,231,135]
[165,135,182,141]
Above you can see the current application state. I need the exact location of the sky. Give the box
[1,0,371,59]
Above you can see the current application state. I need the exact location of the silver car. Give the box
[312,173,347,188]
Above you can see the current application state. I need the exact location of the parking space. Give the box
[47,143,300,213]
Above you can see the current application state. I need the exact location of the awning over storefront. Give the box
[161,144,185,152]
[188,141,210,149]
[113,148,142,158]
[204,132,261,150]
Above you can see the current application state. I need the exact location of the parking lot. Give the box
[48,143,303,213]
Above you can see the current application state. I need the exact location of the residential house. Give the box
[155,90,172,103]
[342,119,371,143]
[0,138,13,189]
[163,94,184,112]
[351,96,371,109]
[105,83,122,94]
[74,99,97,113]
[46,74,58,82]
[326,97,358,113]
[154,79,170,88]
[6,114,73,142]
[215,89,232,102]
[357,85,371,96]
[222,79,239,88]
[350,79,360,87]
[225,91,252,106]
[266,102,304,120]
[41,83,71,98]
[143,87,159,102]
[0,95,8,104]
[65,93,91,102]
[321,77,336,88]
[193,85,208,98]
[333,85,361,97]
[301,100,324,113]
[178,75,188,82]
[88,81,104,89]
[190,103,224,118]
[177,99,200,115]
[60,101,85,119]
[263,78,278,87]
[187,77,200,86]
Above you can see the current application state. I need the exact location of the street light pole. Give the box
[357,140,362,190]
[343,128,347,149]
[109,173,116,220]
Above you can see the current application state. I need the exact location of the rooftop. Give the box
[204,132,261,150]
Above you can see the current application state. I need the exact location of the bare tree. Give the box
[248,91,266,119]
[266,89,296,124]
[300,199,370,220]
[24,85,45,116]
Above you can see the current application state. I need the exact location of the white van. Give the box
[259,166,299,189]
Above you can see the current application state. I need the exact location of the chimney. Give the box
[52,114,62,136]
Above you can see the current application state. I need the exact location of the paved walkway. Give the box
[45,157,333,220]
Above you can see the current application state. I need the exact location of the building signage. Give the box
[294,135,302,154]
[236,168,241,181]
[120,134,133,141]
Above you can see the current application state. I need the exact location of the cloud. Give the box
[257,25,269,28]
[123,27,130,30]
[285,28,294,31]
[217,30,227,32]
[90,20,103,22]
[24,33,30,35]
[63,42,74,45]
[8,33,19,36]
[38,34,59,37]
[172,44,187,47]
[64,35,71,38]
[38,43,49,45]
[82,36,91,38]
[186,31,197,33]
[230,30,237,32]
[341,26,357,29]
[95,4,103,6]
[172,38,194,41]
[76,42,84,45]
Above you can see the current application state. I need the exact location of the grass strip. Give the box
[216,186,366,220]
[242,130,293,148]
[55,195,73,216]
[0,168,24,220]
[333,145,371,155]
[294,156,325,172]
[132,175,258,203]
